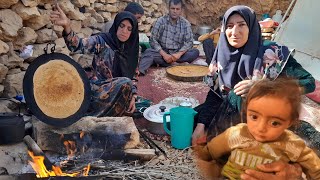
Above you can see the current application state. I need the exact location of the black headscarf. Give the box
[100,11,139,79]
[211,5,262,89]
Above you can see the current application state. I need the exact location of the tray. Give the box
[166,64,208,82]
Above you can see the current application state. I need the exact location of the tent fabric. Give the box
[275,0,320,58]
[274,0,320,80]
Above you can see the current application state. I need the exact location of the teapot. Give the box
[163,107,197,149]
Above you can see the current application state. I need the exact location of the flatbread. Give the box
[166,65,208,82]
[33,60,85,118]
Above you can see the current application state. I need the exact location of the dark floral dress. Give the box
[64,31,136,117]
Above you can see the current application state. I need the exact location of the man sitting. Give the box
[138,0,199,75]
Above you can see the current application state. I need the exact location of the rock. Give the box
[0,9,23,42]
[14,27,38,49]
[0,142,30,175]
[21,62,29,71]
[33,116,140,153]
[70,20,82,33]
[7,68,22,75]
[53,25,64,38]
[92,29,101,34]
[0,64,8,83]
[86,8,105,23]
[0,40,9,55]
[57,46,71,55]
[44,3,52,10]
[106,0,117,3]
[6,52,24,69]
[30,43,47,60]
[150,4,159,11]
[12,2,41,20]
[80,27,93,37]
[152,0,163,5]
[141,1,152,7]
[141,15,146,22]
[0,55,8,65]
[93,3,104,11]
[21,0,39,7]
[59,0,75,14]
[73,0,91,7]
[0,0,19,9]
[105,4,118,13]
[3,71,25,97]
[145,17,157,25]
[58,1,85,21]
[36,28,58,43]
[95,22,105,31]
[24,10,50,30]
[0,167,8,175]
[82,16,98,28]
[99,11,112,22]
[153,12,162,18]
[1,42,24,69]
[183,0,290,29]
[139,24,151,33]
[68,8,86,21]
[54,38,67,49]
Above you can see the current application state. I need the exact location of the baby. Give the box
[195,78,320,179]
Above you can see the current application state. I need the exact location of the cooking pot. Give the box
[0,113,25,145]
[197,25,213,35]
[141,103,176,135]
[23,51,91,127]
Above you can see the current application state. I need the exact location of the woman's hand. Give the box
[126,95,136,114]
[50,3,71,33]
[234,80,253,97]
[240,161,302,180]
[192,123,206,146]
[208,63,218,75]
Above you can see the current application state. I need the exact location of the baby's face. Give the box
[246,96,293,142]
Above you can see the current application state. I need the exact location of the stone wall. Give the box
[0,0,167,101]
[0,0,291,107]
[184,0,291,30]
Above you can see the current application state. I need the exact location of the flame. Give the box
[28,151,81,178]
[80,131,85,139]
[63,140,77,159]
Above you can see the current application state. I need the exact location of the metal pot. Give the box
[197,25,213,35]
[141,104,176,135]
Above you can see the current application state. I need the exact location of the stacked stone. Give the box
[0,0,166,104]
[183,0,290,32]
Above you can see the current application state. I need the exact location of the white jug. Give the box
[272,10,283,23]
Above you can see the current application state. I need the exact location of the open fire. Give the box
[28,151,90,178]
[27,132,90,178]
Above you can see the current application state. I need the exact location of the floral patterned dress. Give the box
[64,31,136,117]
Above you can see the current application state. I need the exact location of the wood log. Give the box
[32,116,140,155]
[100,149,156,161]
[23,135,53,170]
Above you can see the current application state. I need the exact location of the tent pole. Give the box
[272,0,297,41]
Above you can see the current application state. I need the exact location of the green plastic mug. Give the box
[163,107,197,149]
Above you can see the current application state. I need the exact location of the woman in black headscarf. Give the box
[50,5,139,117]
[193,5,317,179]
